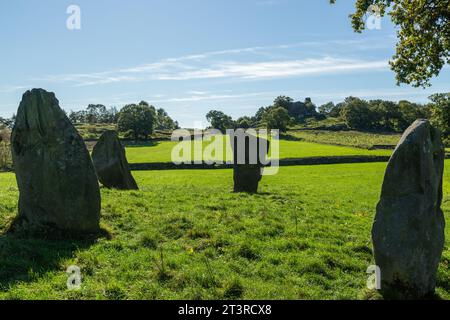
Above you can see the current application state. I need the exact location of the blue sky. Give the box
[1,0,449,127]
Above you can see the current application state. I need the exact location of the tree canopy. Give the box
[262,107,292,132]
[429,93,450,145]
[69,105,118,124]
[337,96,429,131]
[331,0,450,87]
[206,110,235,133]
[117,102,155,140]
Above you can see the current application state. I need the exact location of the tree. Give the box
[100,106,119,123]
[340,97,374,130]
[68,110,85,124]
[255,107,267,122]
[396,100,429,131]
[68,105,119,124]
[304,98,318,118]
[319,102,335,115]
[368,100,402,130]
[331,0,449,87]
[274,96,294,110]
[236,116,254,129]
[329,102,344,118]
[262,107,292,132]
[117,103,155,140]
[206,110,235,133]
[0,116,15,129]
[273,96,319,121]
[155,108,178,130]
[85,104,105,123]
[429,93,450,146]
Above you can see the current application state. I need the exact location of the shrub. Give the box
[117,102,155,140]
[0,129,12,171]
[429,93,450,146]
[340,97,374,130]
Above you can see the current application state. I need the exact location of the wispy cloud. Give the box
[186,90,209,95]
[151,91,270,103]
[150,87,438,105]
[156,58,388,80]
[0,85,31,93]
[34,39,392,87]
[39,73,140,87]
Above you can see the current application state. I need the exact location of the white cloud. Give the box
[38,56,389,86]
[38,73,140,87]
[156,57,388,80]
[186,90,209,95]
[34,39,393,86]
[0,85,30,93]
[152,91,269,103]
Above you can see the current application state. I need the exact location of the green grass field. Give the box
[0,161,449,300]
[124,138,392,164]
[70,125,397,163]
[75,123,117,140]
[288,130,401,149]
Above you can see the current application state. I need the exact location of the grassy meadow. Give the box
[74,123,117,140]
[0,161,449,300]
[73,124,396,163]
[288,130,401,149]
[124,137,392,164]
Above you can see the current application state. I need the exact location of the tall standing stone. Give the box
[91,130,138,190]
[11,89,101,233]
[372,119,445,299]
[230,130,270,193]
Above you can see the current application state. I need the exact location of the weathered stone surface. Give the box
[372,119,445,299]
[92,130,138,190]
[230,131,270,193]
[11,89,101,233]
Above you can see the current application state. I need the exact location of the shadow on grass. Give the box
[0,223,110,291]
[252,192,273,196]
[362,277,445,300]
[279,133,303,141]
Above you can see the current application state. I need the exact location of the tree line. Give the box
[205,93,450,145]
[323,94,449,141]
[68,102,179,140]
[206,96,321,134]
[0,101,179,141]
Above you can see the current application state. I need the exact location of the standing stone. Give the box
[372,119,445,299]
[230,130,270,193]
[91,130,138,190]
[11,89,101,233]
